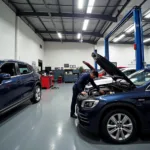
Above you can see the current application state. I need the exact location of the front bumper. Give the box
[77,105,102,135]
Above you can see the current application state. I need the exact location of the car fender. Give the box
[34,80,41,88]
[98,102,145,130]
[32,80,41,92]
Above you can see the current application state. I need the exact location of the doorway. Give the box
[38,59,43,72]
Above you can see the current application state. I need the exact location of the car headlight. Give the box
[81,100,99,109]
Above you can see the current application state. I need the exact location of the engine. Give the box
[78,81,134,101]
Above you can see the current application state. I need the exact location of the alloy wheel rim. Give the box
[35,87,41,101]
[107,113,133,141]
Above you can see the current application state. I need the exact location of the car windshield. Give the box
[122,70,128,76]
[119,68,125,71]
[129,70,150,86]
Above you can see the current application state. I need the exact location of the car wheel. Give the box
[101,109,137,144]
[31,85,41,104]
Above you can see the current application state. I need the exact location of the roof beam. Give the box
[72,0,74,39]
[17,12,117,22]
[57,0,66,39]
[26,0,52,39]
[36,30,103,37]
[89,0,111,40]
[97,0,146,43]
[44,39,94,44]
[142,18,150,23]
[94,0,122,43]
[126,34,150,38]
[110,41,150,46]
[9,1,124,8]
[3,0,44,40]
[110,41,134,44]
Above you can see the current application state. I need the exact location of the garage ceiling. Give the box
[3,0,150,45]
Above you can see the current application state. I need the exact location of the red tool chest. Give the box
[41,75,54,89]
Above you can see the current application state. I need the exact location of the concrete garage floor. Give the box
[0,84,150,150]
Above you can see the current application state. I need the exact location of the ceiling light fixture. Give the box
[87,0,95,14]
[125,24,135,33]
[144,10,150,18]
[113,34,125,42]
[57,32,62,39]
[144,38,150,43]
[77,33,81,39]
[82,19,89,31]
[78,0,84,9]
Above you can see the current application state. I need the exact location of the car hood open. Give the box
[91,52,135,87]
[83,61,95,70]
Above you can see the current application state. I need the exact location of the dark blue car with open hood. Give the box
[77,53,150,144]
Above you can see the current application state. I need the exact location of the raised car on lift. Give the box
[77,53,150,144]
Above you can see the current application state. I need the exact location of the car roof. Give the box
[145,68,150,72]
[122,68,136,71]
[0,59,29,65]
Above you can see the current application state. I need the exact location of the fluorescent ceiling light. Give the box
[144,10,150,18]
[82,19,89,31]
[144,38,150,43]
[113,34,125,42]
[125,24,134,33]
[78,0,84,9]
[77,33,81,39]
[87,0,95,14]
[57,32,62,39]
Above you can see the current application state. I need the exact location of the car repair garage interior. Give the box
[1,0,150,149]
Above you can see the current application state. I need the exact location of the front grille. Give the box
[78,111,89,126]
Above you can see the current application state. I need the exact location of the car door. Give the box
[142,84,150,125]
[0,62,22,110]
[138,72,150,125]
[18,63,35,100]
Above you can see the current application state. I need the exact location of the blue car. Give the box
[0,60,41,114]
[77,53,150,144]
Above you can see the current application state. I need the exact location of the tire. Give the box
[100,109,137,144]
[30,85,41,104]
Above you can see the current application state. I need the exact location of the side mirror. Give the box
[0,73,11,81]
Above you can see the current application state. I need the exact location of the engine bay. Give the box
[78,81,135,101]
[90,81,134,96]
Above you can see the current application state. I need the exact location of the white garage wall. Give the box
[0,1,44,66]
[0,0,16,59]
[44,42,149,69]
[145,46,150,65]
[17,17,44,65]
[0,0,150,69]
[44,42,97,69]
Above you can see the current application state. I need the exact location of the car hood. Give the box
[85,77,113,89]
[83,61,95,70]
[95,91,145,102]
[91,52,135,87]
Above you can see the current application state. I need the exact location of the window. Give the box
[0,61,4,67]
[130,70,136,74]
[18,64,31,75]
[123,70,136,76]
[146,85,150,91]
[28,65,34,73]
[0,63,16,76]
[130,70,150,86]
